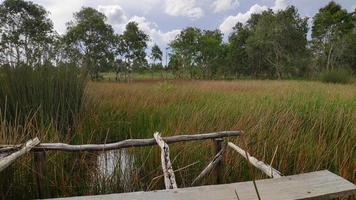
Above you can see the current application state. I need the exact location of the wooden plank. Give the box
[0,138,40,172]
[228,142,282,178]
[47,170,356,200]
[154,132,177,189]
[0,131,241,153]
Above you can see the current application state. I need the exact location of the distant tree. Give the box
[228,23,251,76]
[121,22,150,71]
[340,9,356,73]
[0,0,55,66]
[169,27,201,78]
[150,44,163,64]
[62,7,116,80]
[196,30,223,78]
[311,1,354,71]
[245,7,309,78]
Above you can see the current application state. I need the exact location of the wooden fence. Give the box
[0,130,284,199]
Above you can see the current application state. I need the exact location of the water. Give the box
[97,149,135,189]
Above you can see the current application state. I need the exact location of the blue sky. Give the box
[29,0,355,63]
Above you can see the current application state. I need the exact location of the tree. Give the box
[311,1,354,71]
[245,7,309,78]
[150,44,163,64]
[228,23,251,76]
[62,7,116,79]
[121,22,150,71]
[169,27,201,78]
[0,0,55,66]
[196,30,223,78]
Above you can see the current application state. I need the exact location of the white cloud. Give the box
[219,0,291,34]
[98,5,127,25]
[128,16,180,47]
[212,0,239,13]
[165,0,204,19]
[219,4,267,34]
[272,0,288,11]
[35,0,84,34]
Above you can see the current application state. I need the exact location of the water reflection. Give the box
[96,149,134,189]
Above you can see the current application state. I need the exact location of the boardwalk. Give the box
[50,170,356,200]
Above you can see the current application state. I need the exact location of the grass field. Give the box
[1,79,355,199]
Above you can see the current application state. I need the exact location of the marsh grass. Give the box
[0,80,355,199]
[0,64,87,135]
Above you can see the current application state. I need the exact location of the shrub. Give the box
[0,64,87,134]
[320,68,352,84]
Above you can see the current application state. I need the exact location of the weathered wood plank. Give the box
[47,170,356,200]
[0,138,40,172]
[0,131,241,153]
[154,132,177,189]
[228,142,282,178]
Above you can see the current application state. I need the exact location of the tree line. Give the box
[0,0,355,80]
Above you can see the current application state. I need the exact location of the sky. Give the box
[22,0,356,63]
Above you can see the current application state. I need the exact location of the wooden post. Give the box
[154,132,177,189]
[191,147,225,186]
[213,138,224,184]
[33,151,47,199]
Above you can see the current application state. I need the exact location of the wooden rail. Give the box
[228,142,282,178]
[0,138,40,172]
[0,131,241,153]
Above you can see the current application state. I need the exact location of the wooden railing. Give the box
[0,131,241,153]
[0,130,282,199]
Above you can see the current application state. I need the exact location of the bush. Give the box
[0,64,87,134]
[320,68,352,84]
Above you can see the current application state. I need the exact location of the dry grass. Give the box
[85,80,355,181]
[1,79,355,199]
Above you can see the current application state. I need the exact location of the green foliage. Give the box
[311,1,355,71]
[62,7,116,80]
[244,7,309,78]
[0,0,55,66]
[169,6,311,79]
[320,68,352,84]
[169,28,225,79]
[0,64,87,134]
[121,22,150,69]
[150,44,163,63]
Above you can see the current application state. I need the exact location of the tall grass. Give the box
[0,64,87,135]
[0,80,355,199]
[78,80,355,192]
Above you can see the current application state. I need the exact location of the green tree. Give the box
[62,7,116,79]
[169,27,201,78]
[311,1,354,71]
[245,7,309,78]
[228,23,251,76]
[0,0,55,66]
[150,44,163,64]
[121,22,150,71]
[196,30,223,78]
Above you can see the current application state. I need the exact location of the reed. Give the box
[0,79,355,199]
[0,64,87,135]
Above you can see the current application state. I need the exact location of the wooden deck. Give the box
[49,170,356,200]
